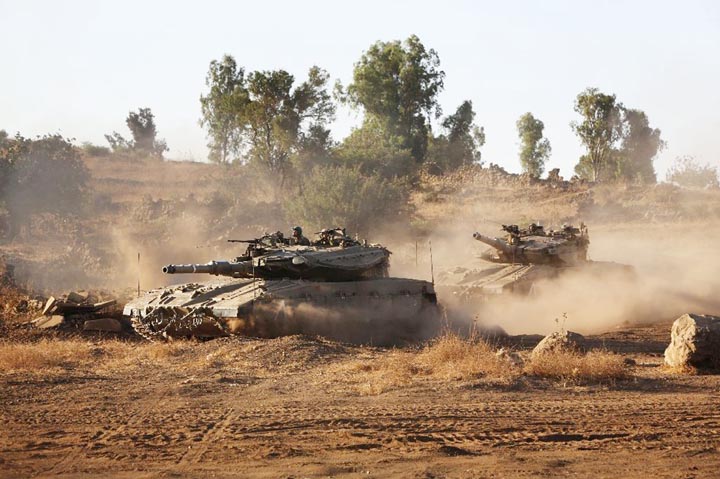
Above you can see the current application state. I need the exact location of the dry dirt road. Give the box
[1,324,719,478]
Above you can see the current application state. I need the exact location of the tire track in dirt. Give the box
[175,407,236,470]
[193,395,720,459]
[31,372,181,477]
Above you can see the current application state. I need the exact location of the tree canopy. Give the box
[616,109,664,183]
[572,88,663,183]
[199,57,335,187]
[199,55,248,164]
[105,107,168,159]
[516,112,551,178]
[341,35,445,164]
[571,88,624,182]
[427,100,485,172]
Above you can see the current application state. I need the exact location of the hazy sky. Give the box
[1,0,718,178]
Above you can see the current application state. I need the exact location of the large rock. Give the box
[83,318,123,333]
[664,314,720,369]
[531,330,586,358]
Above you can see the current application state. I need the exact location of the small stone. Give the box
[83,318,123,333]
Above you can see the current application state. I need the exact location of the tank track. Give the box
[130,307,228,341]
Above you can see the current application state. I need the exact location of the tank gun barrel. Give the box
[473,232,516,256]
[162,261,252,277]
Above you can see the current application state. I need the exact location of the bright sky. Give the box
[1,0,718,178]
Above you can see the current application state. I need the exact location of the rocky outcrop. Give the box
[531,330,586,358]
[664,314,720,369]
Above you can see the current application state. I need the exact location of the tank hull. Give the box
[437,261,635,302]
[124,277,440,345]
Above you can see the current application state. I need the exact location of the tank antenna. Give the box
[415,240,418,269]
[137,252,141,298]
[429,240,435,285]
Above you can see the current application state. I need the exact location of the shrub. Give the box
[666,156,719,189]
[284,165,409,235]
[1,134,89,238]
[525,350,627,384]
[80,142,111,157]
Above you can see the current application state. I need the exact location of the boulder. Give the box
[83,318,123,333]
[531,330,586,358]
[664,314,720,369]
[36,315,64,329]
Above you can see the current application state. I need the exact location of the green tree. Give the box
[290,123,335,176]
[200,57,335,187]
[105,107,168,159]
[666,156,719,188]
[341,35,445,164]
[284,165,408,235]
[334,117,414,179]
[199,55,248,164]
[571,88,624,182]
[104,131,132,153]
[516,112,551,178]
[126,108,168,158]
[427,101,485,173]
[615,109,664,183]
[0,130,16,202]
[244,67,335,186]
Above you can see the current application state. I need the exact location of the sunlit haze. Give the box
[2,0,718,177]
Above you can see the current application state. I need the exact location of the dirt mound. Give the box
[198,335,357,373]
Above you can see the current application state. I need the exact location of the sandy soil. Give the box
[2,323,719,478]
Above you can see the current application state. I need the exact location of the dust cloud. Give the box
[384,220,720,336]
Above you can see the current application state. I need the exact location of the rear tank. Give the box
[124,228,440,344]
[437,223,633,301]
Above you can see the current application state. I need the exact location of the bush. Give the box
[525,350,627,384]
[666,156,719,189]
[80,142,111,157]
[284,165,409,235]
[1,134,89,238]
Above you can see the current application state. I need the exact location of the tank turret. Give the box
[161,228,391,281]
[473,223,589,266]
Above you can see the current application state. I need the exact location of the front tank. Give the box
[124,277,440,345]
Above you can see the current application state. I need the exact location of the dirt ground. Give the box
[2,322,719,479]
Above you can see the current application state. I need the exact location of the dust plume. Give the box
[392,219,720,336]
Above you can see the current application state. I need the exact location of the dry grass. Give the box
[340,333,519,395]
[0,339,97,373]
[525,350,627,384]
[96,340,194,372]
[0,337,199,375]
[415,333,510,380]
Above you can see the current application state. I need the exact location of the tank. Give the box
[437,223,633,301]
[124,228,439,345]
